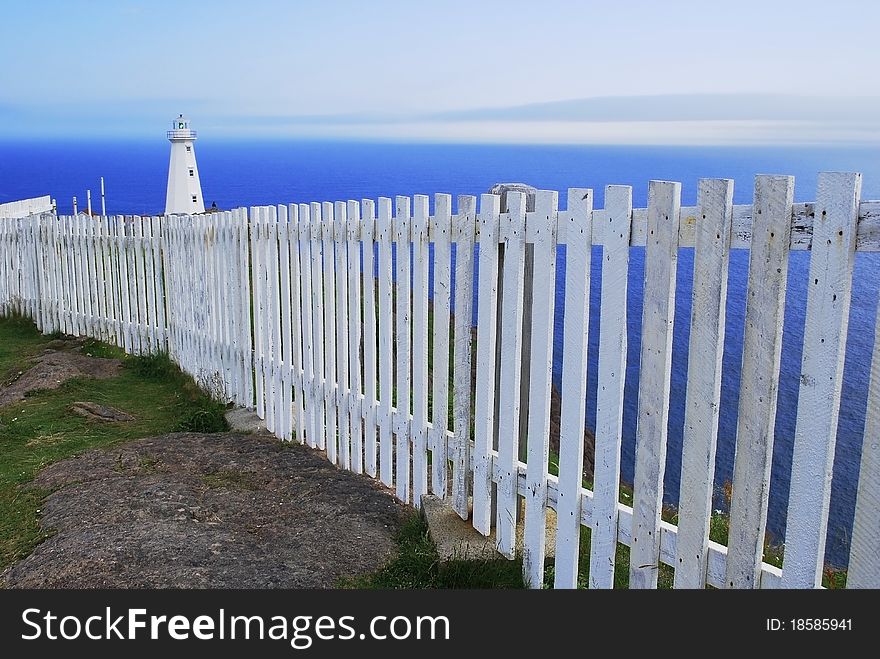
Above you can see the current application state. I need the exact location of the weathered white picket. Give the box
[451,196,477,520]
[553,187,592,589]
[377,198,394,487]
[522,190,559,587]
[849,284,880,588]
[588,185,633,589]
[726,176,795,589]
[322,202,339,465]
[630,181,681,589]
[782,173,862,588]
[495,192,527,559]
[361,199,378,477]
[2,171,879,590]
[430,195,453,498]
[473,193,501,536]
[334,200,351,470]
[411,195,430,505]
[309,202,327,452]
[394,196,412,503]
[674,179,735,589]
[346,200,363,474]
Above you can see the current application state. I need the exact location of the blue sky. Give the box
[2,0,879,143]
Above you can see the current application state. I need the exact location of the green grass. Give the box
[340,512,675,590]
[352,475,846,589]
[340,514,525,589]
[0,316,228,571]
[0,314,58,382]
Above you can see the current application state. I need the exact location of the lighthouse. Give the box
[164,114,205,215]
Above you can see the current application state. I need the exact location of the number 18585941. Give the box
[766,619,852,631]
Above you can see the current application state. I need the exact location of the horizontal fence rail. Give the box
[1,172,878,590]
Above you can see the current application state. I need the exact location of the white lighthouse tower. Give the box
[164,114,205,215]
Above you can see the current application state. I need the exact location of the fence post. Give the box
[489,183,536,531]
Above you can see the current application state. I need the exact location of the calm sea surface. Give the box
[3,139,879,566]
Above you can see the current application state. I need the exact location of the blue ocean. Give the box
[3,139,879,567]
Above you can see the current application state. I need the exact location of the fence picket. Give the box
[431,194,453,497]
[322,202,339,463]
[630,180,681,590]
[849,282,880,588]
[361,199,379,476]
[553,187,593,589]
[268,206,283,435]
[218,218,232,406]
[674,179,735,589]
[130,216,145,354]
[590,186,633,590]
[119,216,134,353]
[103,216,115,343]
[412,195,430,506]
[134,218,150,352]
[152,217,166,353]
[84,216,96,340]
[66,216,78,336]
[377,197,394,487]
[153,216,165,355]
[473,193,501,534]
[210,216,225,393]
[299,203,319,447]
[782,172,862,588]
[278,204,294,441]
[69,217,81,336]
[39,217,54,334]
[334,201,351,468]
[496,191,527,557]
[523,190,560,588]
[452,195,477,519]
[251,208,266,419]
[142,217,157,353]
[239,209,254,408]
[289,204,307,443]
[726,175,795,589]
[395,196,412,502]
[310,202,327,451]
[204,216,218,383]
[347,200,364,473]
[81,217,94,336]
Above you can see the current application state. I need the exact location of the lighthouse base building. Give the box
[165,114,205,215]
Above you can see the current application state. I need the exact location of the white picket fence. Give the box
[2,173,879,590]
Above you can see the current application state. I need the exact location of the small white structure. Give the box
[0,195,53,219]
[164,114,205,215]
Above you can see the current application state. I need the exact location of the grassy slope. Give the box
[0,316,226,572]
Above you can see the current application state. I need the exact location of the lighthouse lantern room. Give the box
[164,114,205,215]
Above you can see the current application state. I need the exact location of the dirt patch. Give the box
[0,348,122,408]
[2,432,408,588]
[69,401,135,422]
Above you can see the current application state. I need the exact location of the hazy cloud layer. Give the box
[2,1,878,144]
[5,94,879,145]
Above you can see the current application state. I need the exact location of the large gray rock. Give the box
[224,407,269,435]
[488,182,537,212]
